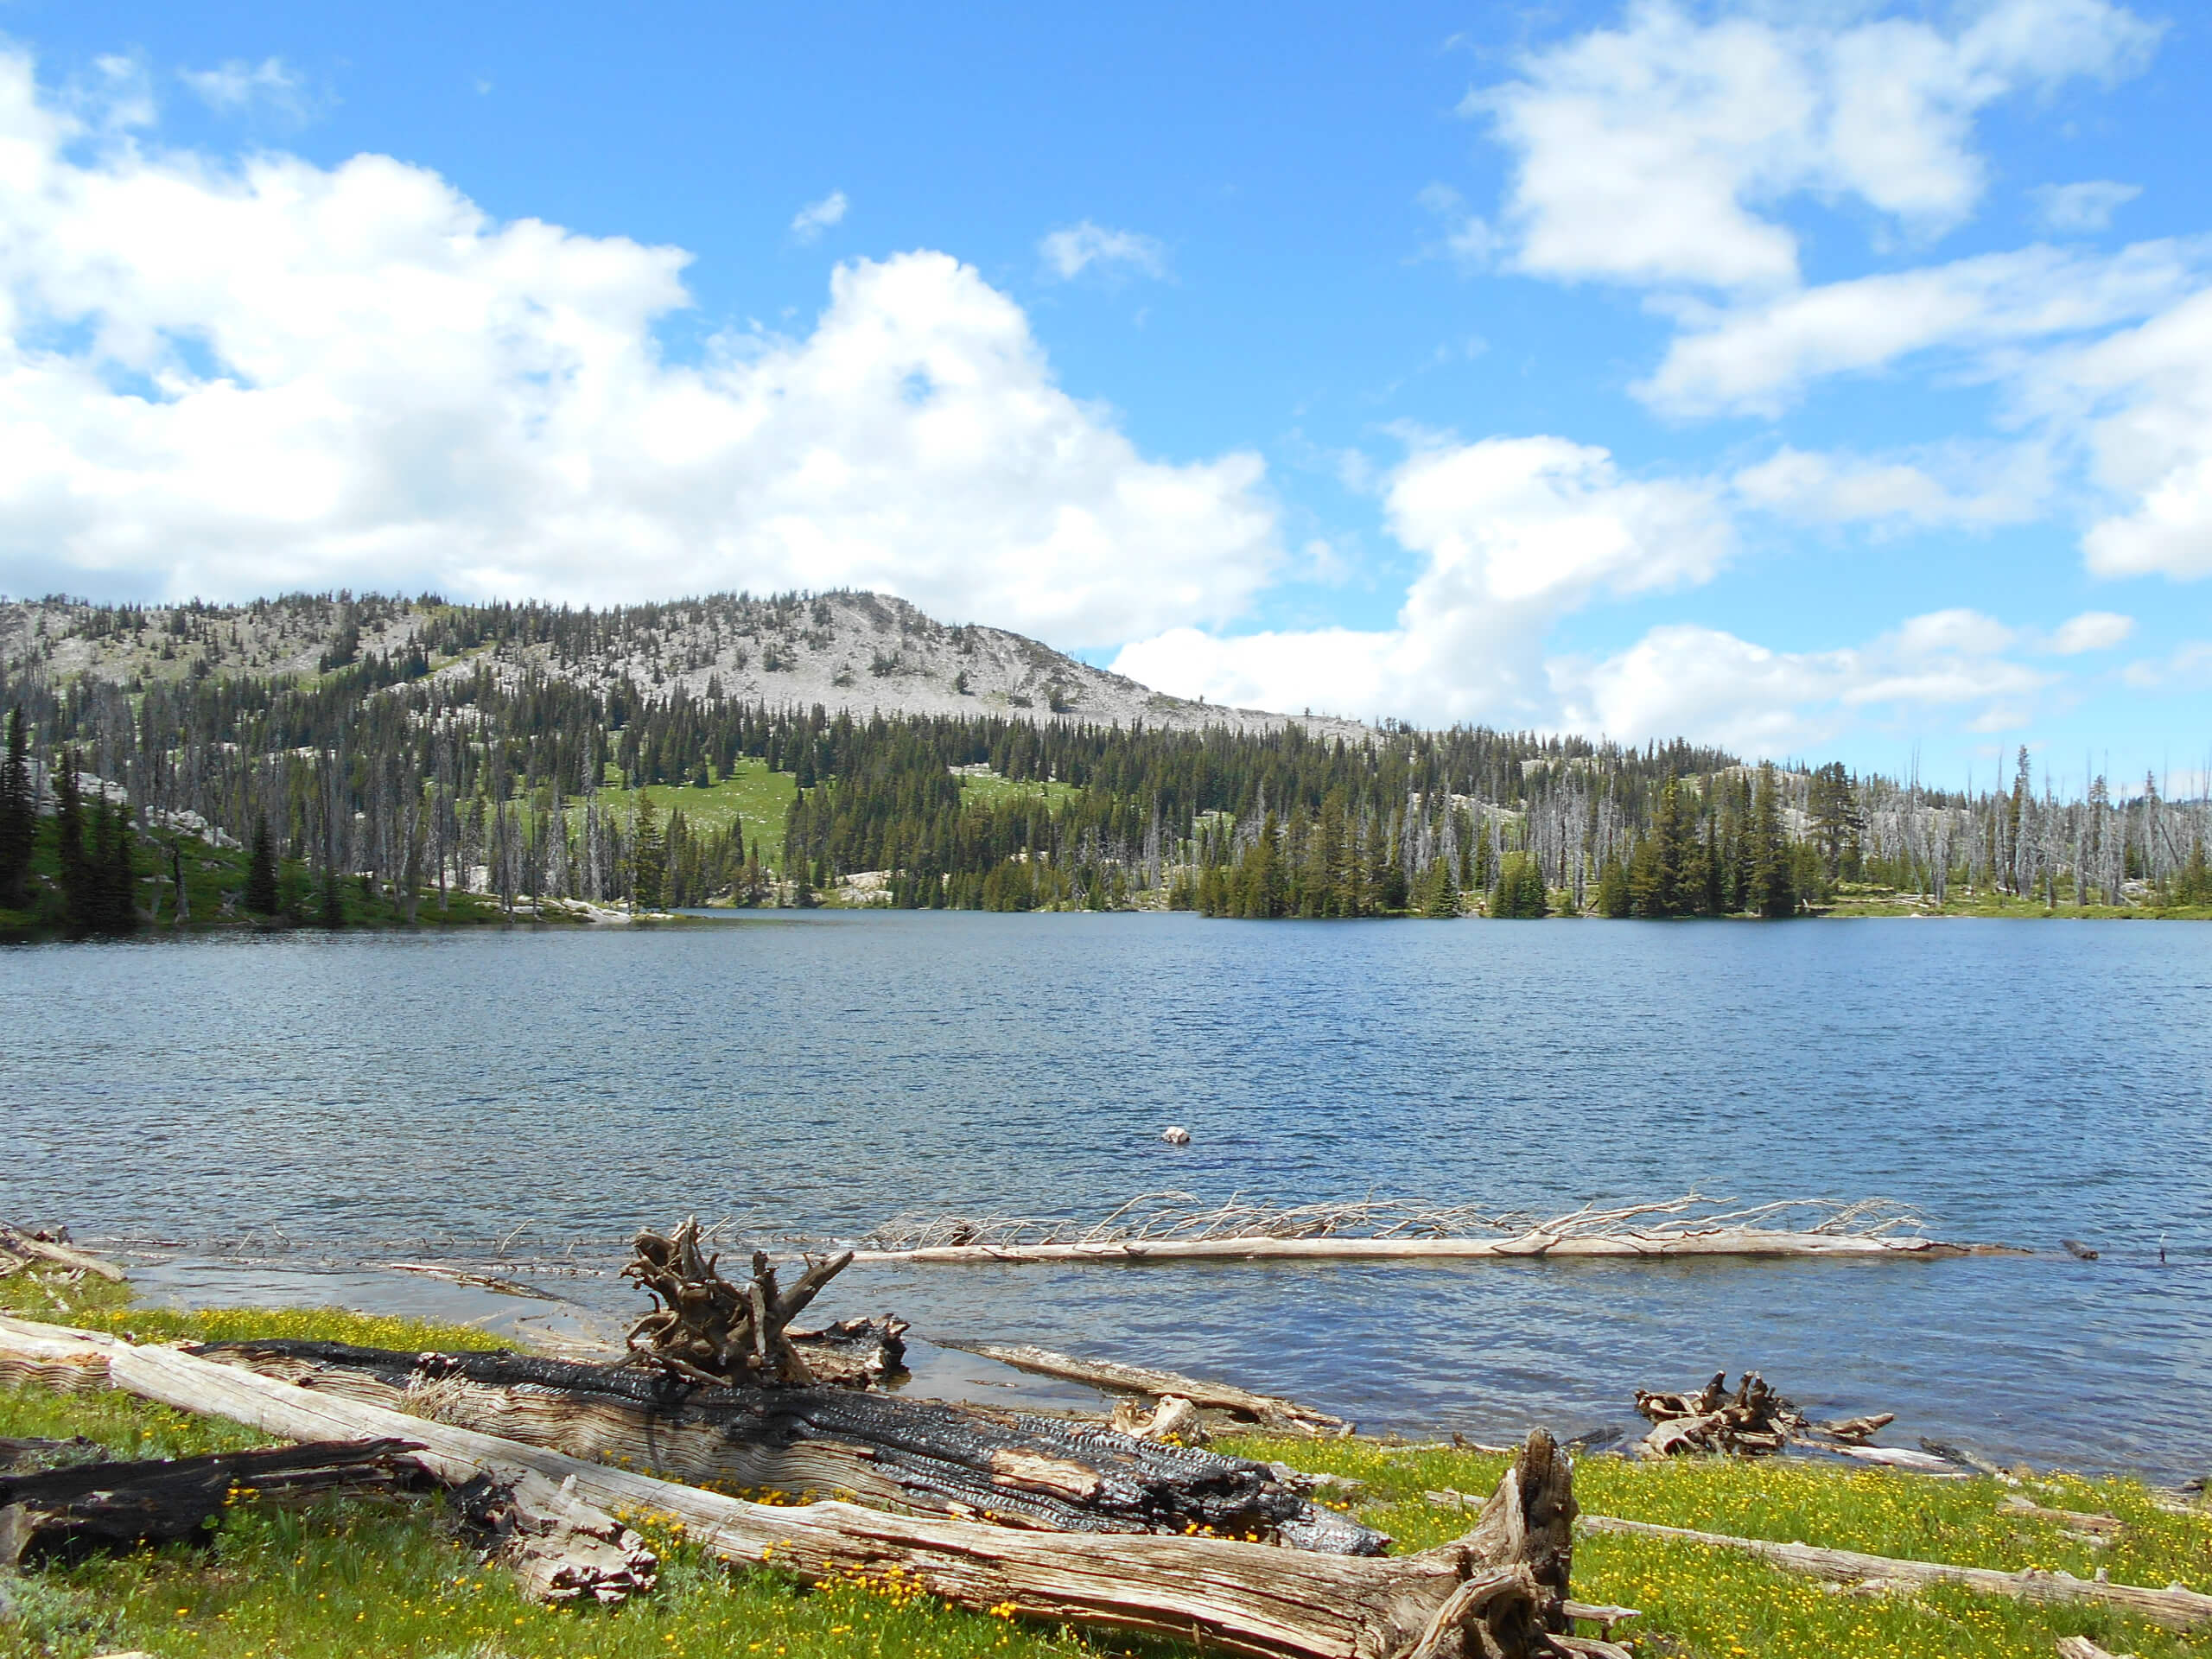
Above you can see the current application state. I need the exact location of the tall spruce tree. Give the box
[53,750,90,931]
[0,707,32,909]
[1751,764,1798,918]
[244,814,280,914]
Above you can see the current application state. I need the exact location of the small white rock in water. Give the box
[1160,1125,1192,1145]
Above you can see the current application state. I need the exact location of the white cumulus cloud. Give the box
[0,52,1279,643]
[1468,0,2160,293]
[1637,239,2205,417]
[1039,221,1166,283]
[789,189,847,243]
[2038,288,2212,582]
[1556,610,2056,754]
[2047,611,2134,653]
[1732,443,2051,530]
[1112,435,1732,727]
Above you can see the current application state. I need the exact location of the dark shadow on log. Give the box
[189,1338,1386,1554]
[0,1438,422,1567]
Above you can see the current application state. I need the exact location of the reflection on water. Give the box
[7,913,2209,1476]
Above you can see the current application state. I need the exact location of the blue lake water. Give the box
[4,913,2209,1478]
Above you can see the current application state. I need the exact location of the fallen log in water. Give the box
[0,1223,126,1282]
[857,1230,1995,1265]
[0,1438,422,1567]
[952,1342,1352,1437]
[857,1194,2012,1267]
[187,1338,1382,1553]
[0,1316,1615,1659]
[1580,1516,2212,1632]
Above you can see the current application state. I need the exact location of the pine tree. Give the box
[244,814,280,914]
[1593,855,1630,918]
[1418,857,1459,918]
[0,707,32,909]
[1490,851,1548,918]
[54,750,90,931]
[1751,764,1798,918]
[319,867,346,928]
[631,794,665,910]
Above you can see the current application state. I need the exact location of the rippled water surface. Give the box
[6,914,2209,1476]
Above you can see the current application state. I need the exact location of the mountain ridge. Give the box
[0,588,1372,742]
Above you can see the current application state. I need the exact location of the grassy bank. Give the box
[3,1265,2205,1659]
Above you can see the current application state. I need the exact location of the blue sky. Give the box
[3,0,2209,785]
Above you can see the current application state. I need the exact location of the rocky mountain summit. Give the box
[0,588,1366,741]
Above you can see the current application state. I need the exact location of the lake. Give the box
[5,913,2209,1478]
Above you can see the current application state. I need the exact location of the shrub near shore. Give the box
[1,1265,2204,1659]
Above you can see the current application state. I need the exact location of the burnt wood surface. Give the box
[190,1338,1385,1554]
[0,1437,422,1566]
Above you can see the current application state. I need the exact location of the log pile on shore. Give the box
[0,1314,1625,1658]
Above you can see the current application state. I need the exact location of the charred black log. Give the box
[189,1338,1386,1555]
[0,1438,423,1567]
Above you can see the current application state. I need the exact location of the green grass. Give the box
[573,758,797,869]
[4,1263,2208,1659]
[1820,880,2212,920]
[952,767,1081,811]
[1216,1434,2212,1659]
[0,813,517,936]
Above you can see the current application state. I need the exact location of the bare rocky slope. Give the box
[0,589,1368,741]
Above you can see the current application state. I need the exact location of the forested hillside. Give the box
[0,589,2206,928]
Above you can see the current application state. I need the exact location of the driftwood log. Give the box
[854,1231,1994,1265]
[1581,1516,2212,1632]
[187,1338,1383,1554]
[0,1223,126,1282]
[2,1317,1619,1659]
[1633,1372,1949,1467]
[624,1219,892,1388]
[957,1342,1351,1437]
[0,1438,422,1567]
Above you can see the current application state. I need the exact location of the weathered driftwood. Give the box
[3,1318,1611,1659]
[1634,1372,1948,1468]
[448,1469,660,1604]
[859,1194,2009,1267]
[0,1313,113,1393]
[624,1218,871,1388]
[861,1231,1994,1266]
[783,1317,910,1389]
[2000,1493,2123,1536]
[188,1338,1382,1554]
[1581,1516,2212,1632]
[2056,1637,2135,1659]
[0,1224,126,1282]
[1114,1393,1207,1445]
[0,1316,654,1605]
[957,1342,1352,1437]
[0,1438,422,1567]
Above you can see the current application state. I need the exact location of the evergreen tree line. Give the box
[1,590,2207,920]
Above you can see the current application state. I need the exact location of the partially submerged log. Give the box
[858,1195,2009,1267]
[1581,1516,2212,1632]
[957,1342,1351,1437]
[856,1231,1993,1266]
[188,1338,1383,1554]
[1634,1372,1942,1466]
[3,1317,1609,1659]
[0,1223,126,1283]
[0,1438,422,1567]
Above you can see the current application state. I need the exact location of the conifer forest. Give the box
[1,590,2207,930]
